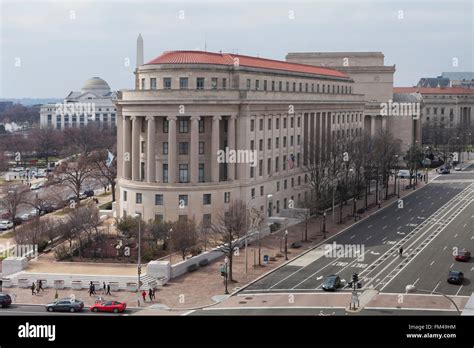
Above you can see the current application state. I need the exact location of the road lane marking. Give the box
[443,246,448,250]
[450,263,454,268]
[382,237,387,241]
[432,281,440,293]
[368,225,373,228]
[430,260,435,266]
[350,235,355,240]
[413,278,420,285]
[366,235,372,240]
[454,234,458,238]
[455,285,463,296]
[396,216,401,220]
[382,225,387,230]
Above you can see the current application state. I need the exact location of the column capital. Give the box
[190,115,201,122]
[130,116,138,121]
[145,116,155,122]
[167,115,177,122]
[213,115,222,121]
[230,114,238,120]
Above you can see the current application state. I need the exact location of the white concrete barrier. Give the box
[72,281,82,290]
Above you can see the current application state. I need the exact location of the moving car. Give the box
[322,275,341,291]
[447,271,464,285]
[90,301,127,313]
[45,298,84,313]
[0,220,13,231]
[397,170,413,179]
[440,167,450,174]
[454,166,461,171]
[0,293,12,308]
[455,249,471,262]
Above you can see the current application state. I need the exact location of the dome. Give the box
[81,77,111,95]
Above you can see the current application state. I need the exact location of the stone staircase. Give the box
[139,274,158,291]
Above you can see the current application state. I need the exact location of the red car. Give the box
[90,301,127,313]
[455,249,471,262]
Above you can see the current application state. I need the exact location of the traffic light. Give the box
[352,273,358,284]
[138,265,142,276]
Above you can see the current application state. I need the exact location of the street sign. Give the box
[263,255,269,264]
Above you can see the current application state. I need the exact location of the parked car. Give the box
[455,249,471,262]
[454,166,461,171]
[12,217,23,226]
[0,293,12,308]
[397,170,414,179]
[322,275,341,291]
[42,205,55,214]
[83,189,94,197]
[440,167,450,174]
[0,220,13,231]
[45,298,84,313]
[20,213,31,221]
[447,271,464,285]
[90,301,127,313]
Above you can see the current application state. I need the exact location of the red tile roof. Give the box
[145,50,348,78]
[394,87,474,95]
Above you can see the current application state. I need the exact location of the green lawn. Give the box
[0,231,15,239]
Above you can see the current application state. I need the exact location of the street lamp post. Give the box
[284,229,288,260]
[322,211,327,239]
[224,256,229,294]
[405,285,461,315]
[168,228,173,262]
[244,196,255,275]
[133,214,141,306]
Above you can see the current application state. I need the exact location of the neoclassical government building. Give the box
[115,48,368,225]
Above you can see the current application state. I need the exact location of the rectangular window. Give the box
[267,158,271,175]
[199,163,205,182]
[178,195,188,206]
[279,81,282,91]
[163,78,172,89]
[260,186,264,196]
[211,78,218,89]
[196,77,205,89]
[283,118,287,129]
[141,78,145,90]
[163,119,169,133]
[293,82,296,92]
[163,142,169,155]
[283,136,287,147]
[311,84,314,93]
[290,136,294,146]
[222,78,227,90]
[284,179,287,189]
[179,77,188,89]
[259,119,263,131]
[136,193,142,204]
[199,141,205,154]
[155,194,163,205]
[123,190,127,201]
[283,155,287,170]
[179,119,189,133]
[286,81,290,91]
[264,80,267,91]
[297,135,301,145]
[259,139,263,151]
[251,188,255,198]
[271,81,275,91]
[203,194,212,205]
[255,80,260,90]
[150,78,157,90]
[179,164,189,183]
[155,214,163,223]
[275,157,279,172]
[163,164,168,183]
[297,117,301,127]
[250,119,255,132]
[305,83,308,92]
[276,181,280,191]
[203,214,211,228]
[290,117,294,128]
[224,192,230,203]
[250,166,255,178]
[276,137,279,149]
[267,138,271,149]
[179,142,189,155]
[259,160,263,176]
[291,177,295,187]
[299,83,302,92]
[141,141,145,153]
[276,118,280,129]
[268,119,272,130]
[250,140,255,150]
[317,84,320,93]
[246,79,251,90]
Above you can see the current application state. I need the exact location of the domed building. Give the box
[40,77,117,130]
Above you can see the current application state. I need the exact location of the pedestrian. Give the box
[152,288,156,300]
[38,280,44,292]
[141,290,146,302]
[31,282,36,296]
[92,283,96,295]
[106,284,111,296]
[399,246,403,257]
[54,289,59,300]
[148,288,153,302]
[103,282,106,294]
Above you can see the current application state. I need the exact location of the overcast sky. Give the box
[0,0,472,98]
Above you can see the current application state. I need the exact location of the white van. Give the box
[397,170,413,179]
[0,220,13,231]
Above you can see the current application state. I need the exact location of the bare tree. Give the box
[0,186,27,231]
[55,155,95,204]
[14,216,48,246]
[31,127,63,169]
[89,148,117,201]
[212,199,247,281]
[170,218,198,260]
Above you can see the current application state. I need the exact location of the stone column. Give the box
[131,116,141,181]
[190,116,200,183]
[146,116,156,183]
[123,116,132,179]
[167,116,177,183]
[211,115,221,182]
[227,115,236,180]
[371,116,376,137]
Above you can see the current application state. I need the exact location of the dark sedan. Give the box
[322,275,341,291]
[0,293,12,308]
[45,298,84,313]
[447,271,464,285]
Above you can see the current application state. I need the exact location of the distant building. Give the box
[40,77,117,130]
[394,87,474,145]
[416,72,474,89]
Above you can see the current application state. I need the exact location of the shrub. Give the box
[54,245,72,261]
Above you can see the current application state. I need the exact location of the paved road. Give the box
[242,176,473,297]
[0,304,138,316]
